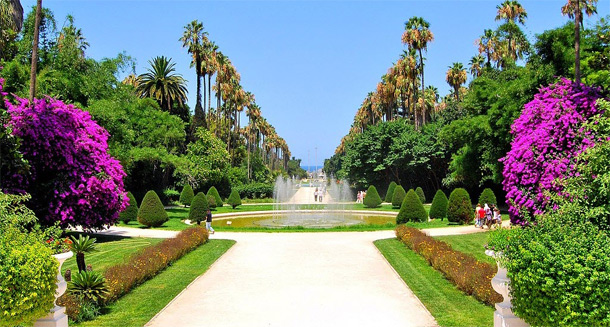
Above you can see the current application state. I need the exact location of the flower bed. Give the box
[395,225,501,305]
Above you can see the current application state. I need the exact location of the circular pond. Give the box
[213,212,396,229]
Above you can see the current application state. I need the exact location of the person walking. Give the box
[314,188,319,202]
[206,209,215,234]
[475,203,482,227]
[319,188,324,202]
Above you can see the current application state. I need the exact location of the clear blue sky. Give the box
[21,0,608,167]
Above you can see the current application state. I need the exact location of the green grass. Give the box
[241,198,275,203]
[374,238,494,327]
[73,239,235,327]
[435,232,495,265]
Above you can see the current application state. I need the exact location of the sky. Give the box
[20,0,608,168]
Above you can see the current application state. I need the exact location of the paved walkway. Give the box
[288,186,333,204]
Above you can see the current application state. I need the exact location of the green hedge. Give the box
[233,183,274,199]
[363,185,382,208]
[179,185,194,207]
[207,186,223,207]
[119,192,138,224]
[138,191,168,227]
[478,188,497,206]
[384,182,397,203]
[227,189,242,209]
[396,189,427,224]
[415,187,426,204]
[447,188,472,225]
[391,186,407,208]
[429,190,448,220]
[189,193,209,224]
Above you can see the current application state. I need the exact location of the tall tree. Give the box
[446,62,467,101]
[495,0,528,63]
[561,0,598,83]
[137,56,188,113]
[28,0,41,104]
[469,54,485,78]
[180,20,207,129]
[477,29,498,67]
[0,0,23,59]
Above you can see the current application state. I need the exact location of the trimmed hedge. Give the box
[227,189,242,209]
[415,187,426,204]
[189,193,209,224]
[207,194,217,209]
[233,183,274,199]
[429,190,448,220]
[396,225,501,305]
[119,192,138,224]
[396,189,427,224]
[207,186,223,207]
[447,188,472,225]
[179,185,194,207]
[391,186,407,208]
[385,182,397,202]
[137,191,168,227]
[363,185,382,208]
[478,188,497,206]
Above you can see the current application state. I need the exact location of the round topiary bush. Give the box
[207,186,223,207]
[385,182,397,203]
[429,190,448,220]
[119,192,138,224]
[391,186,407,208]
[227,189,241,209]
[179,185,194,207]
[447,188,472,225]
[207,194,217,209]
[396,189,427,224]
[415,187,426,204]
[189,192,209,224]
[478,188,497,206]
[363,185,382,208]
[137,191,168,227]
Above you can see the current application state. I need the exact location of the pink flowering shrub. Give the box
[501,79,602,225]
[2,90,128,229]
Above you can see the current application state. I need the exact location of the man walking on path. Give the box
[206,209,215,234]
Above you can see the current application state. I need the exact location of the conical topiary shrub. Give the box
[391,186,407,208]
[138,191,168,227]
[207,194,217,209]
[363,185,382,208]
[207,186,223,207]
[447,188,472,225]
[429,190,449,220]
[189,192,209,224]
[179,184,194,207]
[228,189,242,209]
[396,189,428,224]
[119,192,138,224]
[478,188,497,206]
[385,182,397,203]
[415,187,426,204]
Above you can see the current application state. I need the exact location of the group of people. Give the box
[314,187,326,202]
[474,203,501,229]
[355,190,367,204]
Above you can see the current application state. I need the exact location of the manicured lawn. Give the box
[375,238,494,327]
[73,239,235,327]
[435,232,495,265]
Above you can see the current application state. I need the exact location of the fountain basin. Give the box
[212,211,396,229]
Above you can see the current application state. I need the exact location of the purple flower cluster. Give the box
[501,79,602,225]
[3,90,128,229]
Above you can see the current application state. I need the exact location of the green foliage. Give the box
[189,192,209,224]
[385,181,397,202]
[396,189,427,224]
[227,189,242,209]
[137,191,168,227]
[429,190,449,220]
[363,185,382,208]
[391,185,406,208]
[447,188,472,225]
[206,194,217,209]
[415,187,426,203]
[68,270,108,304]
[478,188,497,206]
[286,157,308,179]
[163,188,180,202]
[175,129,229,191]
[207,186,223,207]
[179,185,194,207]
[119,192,138,224]
[234,183,274,199]
[69,235,96,273]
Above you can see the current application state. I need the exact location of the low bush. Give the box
[429,190,448,220]
[415,187,426,204]
[227,189,242,209]
[478,188,497,206]
[363,185,382,208]
[119,192,138,224]
[179,185,194,207]
[162,188,180,204]
[189,193,208,224]
[396,225,501,305]
[234,183,274,199]
[385,182,397,202]
[447,188,472,225]
[137,191,168,227]
[391,186,406,208]
[207,186,223,207]
[68,270,108,304]
[396,189,427,224]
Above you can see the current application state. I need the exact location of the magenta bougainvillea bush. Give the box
[501,78,603,225]
[2,88,128,229]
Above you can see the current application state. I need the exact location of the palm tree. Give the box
[180,20,207,123]
[122,73,139,88]
[477,29,498,67]
[446,62,467,101]
[469,55,485,78]
[29,0,42,104]
[137,56,188,113]
[495,0,527,62]
[402,16,433,128]
[561,0,598,83]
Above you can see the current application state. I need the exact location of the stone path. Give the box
[288,186,333,204]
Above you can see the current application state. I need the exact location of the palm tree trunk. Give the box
[196,56,202,111]
[419,48,426,127]
[28,0,43,105]
[575,1,581,83]
[202,72,206,118]
[208,74,212,115]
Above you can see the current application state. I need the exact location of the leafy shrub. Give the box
[429,190,448,220]
[207,194,217,208]
[228,189,242,209]
[137,191,168,227]
[363,185,382,208]
[119,192,138,224]
[384,181,397,202]
[179,185,194,207]
[233,183,274,199]
[189,192,208,224]
[396,189,427,224]
[207,186,223,207]
[68,271,108,304]
[478,188,497,206]
[396,225,501,305]
[415,187,426,203]
[447,188,472,225]
[391,186,406,208]
[163,188,180,203]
